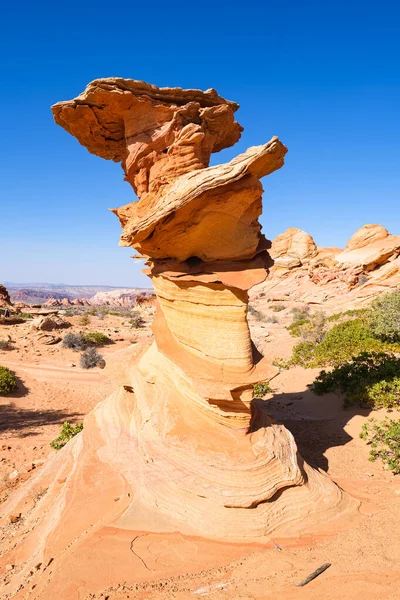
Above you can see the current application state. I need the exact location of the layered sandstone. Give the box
[0,79,349,599]
[256,224,400,307]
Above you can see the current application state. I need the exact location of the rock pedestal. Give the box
[0,79,351,598]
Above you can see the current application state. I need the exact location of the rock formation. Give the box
[0,284,13,309]
[0,79,351,598]
[257,224,400,307]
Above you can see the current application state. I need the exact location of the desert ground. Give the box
[1,298,399,600]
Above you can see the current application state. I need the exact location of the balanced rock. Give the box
[0,78,351,599]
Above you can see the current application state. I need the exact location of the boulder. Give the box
[31,315,71,331]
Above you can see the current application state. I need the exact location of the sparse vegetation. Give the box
[248,306,265,321]
[80,347,106,369]
[312,352,400,408]
[83,332,111,346]
[271,303,286,312]
[79,313,91,326]
[0,339,12,350]
[62,332,86,351]
[327,308,368,322]
[288,311,328,344]
[50,421,84,450]
[360,417,400,474]
[129,311,145,328]
[19,312,33,319]
[0,366,18,395]
[266,315,279,324]
[253,382,273,397]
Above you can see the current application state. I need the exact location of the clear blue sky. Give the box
[1,1,399,286]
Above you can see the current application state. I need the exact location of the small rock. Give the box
[9,513,21,523]
[6,564,14,571]
[32,459,45,467]
[8,470,19,480]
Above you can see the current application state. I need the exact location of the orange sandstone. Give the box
[0,79,352,599]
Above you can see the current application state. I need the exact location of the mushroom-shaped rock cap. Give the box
[51,77,243,163]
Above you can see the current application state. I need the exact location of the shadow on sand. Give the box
[250,387,372,472]
[0,374,81,438]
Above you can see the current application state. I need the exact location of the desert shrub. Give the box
[0,366,18,395]
[19,312,33,319]
[129,310,145,328]
[50,421,83,450]
[287,318,310,338]
[358,274,369,286]
[360,417,400,474]
[367,289,400,343]
[271,303,286,312]
[248,306,265,321]
[79,313,91,326]
[253,382,273,397]
[259,292,266,297]
[287,311,327,344]
[327,308,368,322]
[108,311,121,316]
[291,306,311,321]
[62,332,86,351]
[0,339,12,350]
[83,332,111,347]
[312,352,400,408]
[289,319,398,368]
[265,315,279,324]
[80,347,106,369]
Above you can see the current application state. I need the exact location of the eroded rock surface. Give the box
[256,224,400,307]
[0,78,350,599]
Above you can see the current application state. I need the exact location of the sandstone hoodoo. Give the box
[0,79,351,597]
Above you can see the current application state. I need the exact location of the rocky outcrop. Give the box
[90,288,151,306]
[0,78,350,599]
[44,297,90,307]
[0,284,12,308]
[255,224,400,307]
[30,315,71,331]
[270,227,318,268]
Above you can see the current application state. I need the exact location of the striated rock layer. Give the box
[0,78,352,598]
[256,224,400,307]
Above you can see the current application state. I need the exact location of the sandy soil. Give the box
[1,305,400,599]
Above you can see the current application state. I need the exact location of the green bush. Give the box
[80,347,105,369]
[0,366,18,395]
[50,421,83,450]
[287,308,327,343]
[367,289,400,343]
[312,352,400,408]
[19,312,33,319]
[289,319,398,368]
[327,308,368,322]
[83,332,111,346]
[253,382,273,397]
[0,339,12,350]
[360,417,400,474]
